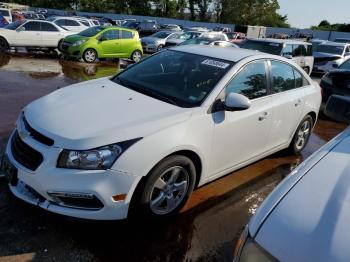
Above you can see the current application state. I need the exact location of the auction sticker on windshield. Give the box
[201,59,230,69]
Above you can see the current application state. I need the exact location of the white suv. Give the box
[0,46,321,220]
[46,16,88,32]
[0,20,75,51]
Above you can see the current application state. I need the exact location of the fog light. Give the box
[47,191,104,210]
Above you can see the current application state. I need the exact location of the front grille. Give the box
[11,130,44,171]
[23,116,54,146]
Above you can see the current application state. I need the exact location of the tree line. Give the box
[15,0,290,27]
[311,20,350,33]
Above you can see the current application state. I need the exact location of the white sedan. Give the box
[234,96,350,261]
[0,20,75,51]
[0,46,321,220]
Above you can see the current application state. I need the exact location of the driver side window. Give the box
[225,60,268,100]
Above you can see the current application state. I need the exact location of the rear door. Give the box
[268,60,307,148]
[40,22,61,47]
[118,30,137,57]
[14,21,42,46]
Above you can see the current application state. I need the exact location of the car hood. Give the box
[24,78,192,149]
[167,38,184,44]
[313,51,342,59]
[63,34,87,43]
[141,36,164,43]
[253,128,350,261]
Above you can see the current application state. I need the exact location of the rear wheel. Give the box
[131,50,142,63]
[0,37,9,52]
[288,115,313,154]
[83,48,97,63]
[133,155,196,219]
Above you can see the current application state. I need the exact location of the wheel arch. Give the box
[307,111,317,127]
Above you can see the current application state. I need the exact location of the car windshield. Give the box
[339,59,350,70]
[317,45,345,55]
[4,20,24,30]
[0,10,9,16]
[46,16,56,22]
[112,50,234,107]
[78,26,104,37]
[151,31,172,38]
[241,40,283,55]
[180,38,212,46]
[168,33,190,40]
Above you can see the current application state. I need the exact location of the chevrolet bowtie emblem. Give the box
[19,130,27,140]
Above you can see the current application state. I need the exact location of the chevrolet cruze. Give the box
[0,46,321,220]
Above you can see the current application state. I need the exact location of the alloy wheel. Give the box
[295,120,311,150]
[84,50,96,63]
[132,51,142,62]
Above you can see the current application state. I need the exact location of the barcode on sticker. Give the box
[201,59,230,69]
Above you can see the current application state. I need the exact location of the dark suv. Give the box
[137,20,158,36]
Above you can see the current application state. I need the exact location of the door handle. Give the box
[295,99,302,107]
[259,112,269,121]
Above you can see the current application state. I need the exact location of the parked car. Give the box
[0,8,12,23]
[122,20,140,30]
[310,38,327,50]
[179,37,238,48]
[183,26,208,32]
[0,20,75,52]
[0,46,321,220]
[234,95,350,262]
[0,14,8,28]
[213,26,231,33]
[164,31,202,48]
[313,42,350,74]
[60,26,143,63]
[161,24,182,32]
[73,16,100,27]
[200,31,229,41]
[334,38,350,43]
[226,32,246,44]
[241,38,314,74]
[47,16,88,32]
[141,31,181,52]
[320,58,350,102]
[136,20,158,36]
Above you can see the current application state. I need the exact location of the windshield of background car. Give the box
[112,50,234,107]
[4,20,24,30]
[180,38,211,46]
[241,40,283,55]
[339,59,350,70]
[168,33,190,40]
[78,26,104,37]
[46,16,56,21]
[151,31,172,38]
[0,10,9,16]
[317,45,344,55]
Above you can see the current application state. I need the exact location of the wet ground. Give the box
[0,53,347,262]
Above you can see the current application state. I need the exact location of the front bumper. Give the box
[141,43,158,53]
[60,43,83,58]
[4,129,141,220]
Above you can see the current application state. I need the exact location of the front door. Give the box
[210,60,273,176]
[14,21,42,46]
[98,29,121,57]
[118,29,136,57]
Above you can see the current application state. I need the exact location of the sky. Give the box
[278,0,350,28]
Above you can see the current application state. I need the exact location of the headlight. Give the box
[234,226,276,262]
[322,74,333,85]
[72,39,87,47]
[57,138,141,170]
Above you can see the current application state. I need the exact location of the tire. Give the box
[134,155,196,219]
[131,50,142,63]
[288,115,313,154]
[157,45,163,52]
[0,37,9,52]
[83,48,97,63]
[57,39,64,52]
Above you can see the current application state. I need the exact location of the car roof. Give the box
[319,41,349,47]
[171,45,264,62]
[248,38,311,45]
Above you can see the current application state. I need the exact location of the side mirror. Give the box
[283,54,293,59]
[324,95,350,124]
[222,93,251,111]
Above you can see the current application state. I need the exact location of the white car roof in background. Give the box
[248,37,311,45]
[319,41,349,47]
[171,45,266,62]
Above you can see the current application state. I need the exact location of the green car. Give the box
[60,26,143,63]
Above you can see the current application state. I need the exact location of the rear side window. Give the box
[293,44,307,57]
[121,30,133,39]
[226,60,268,100]
[65,20,80,26]
[79,20,90,27]
[23,21,41,31]
[271,61,295,92]
[41,22,59,32]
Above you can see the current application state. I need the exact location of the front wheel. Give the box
[131,50,142,63]
[134,155,196,219]
[83,48,97,63]
[0,37,9,52]
[288,115,313,154]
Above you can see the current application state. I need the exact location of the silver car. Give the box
[141,31,181,53]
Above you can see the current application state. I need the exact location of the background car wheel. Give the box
[0,37,9,52]
[131,50,142,63]
[157,45,163,52]
[83,49,97,63]
[288,115,313,154]
[134,155,196,219]
[57,39,64,52]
